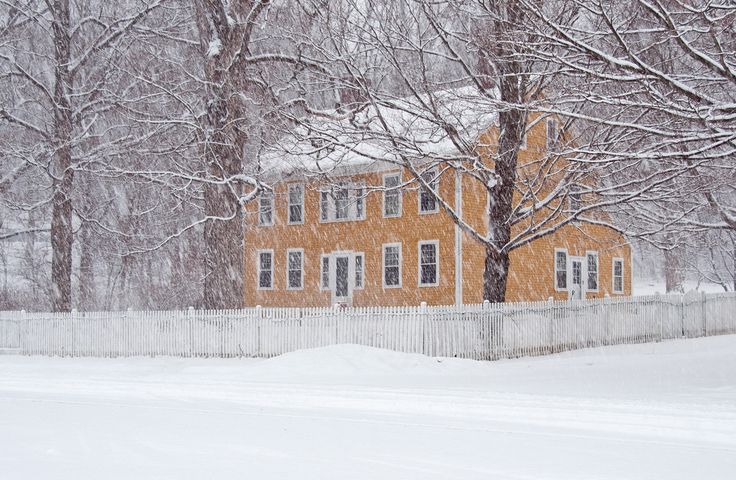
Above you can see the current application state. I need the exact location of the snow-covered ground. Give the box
[1,337,735,479]
[634,278,730,295]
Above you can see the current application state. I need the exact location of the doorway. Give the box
[329,252,355,306]
[569,256,585,300]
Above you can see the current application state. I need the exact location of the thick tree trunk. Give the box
[50,0,74,312]
[201,86,245,309]
[78,222,95,311]
[482,16,525,303]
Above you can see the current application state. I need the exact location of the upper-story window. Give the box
[612,258,624,293]
[320,183,365,222]
[288,184,304,224]
[419,169,439,214]
[383,173,402,218]
[547,118,560,149]
[258,192,274,226]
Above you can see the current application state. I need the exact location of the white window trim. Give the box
[382,172,402,218]
[354,252,365,290]
[418,169,440,215]
[258,192,274,226]
[318,183,366,223]
[319,254,330,291]
[382,242,402,289]
[256,249,274,291]
[418,240,440,287]
[612,257,625,294]
[554,248,568,292]
[585,250,599,293]
[285,248,304,291]
[287,184,304,225]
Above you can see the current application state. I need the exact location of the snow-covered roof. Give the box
[260,86,499,178]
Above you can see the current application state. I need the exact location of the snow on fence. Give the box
[0,292,734,360]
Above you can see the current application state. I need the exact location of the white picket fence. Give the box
[0,292,734,360]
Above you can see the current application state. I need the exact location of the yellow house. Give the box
[244,98,632,307]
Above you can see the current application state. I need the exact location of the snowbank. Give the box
[1,336,735,479]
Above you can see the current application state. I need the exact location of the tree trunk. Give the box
[482,10,525,303]
[664,245,684,293]
[201,82,245,310]
[50,0,74,312]
[78,222,95,311]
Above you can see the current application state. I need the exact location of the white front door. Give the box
[569,257,585,300]
[329,253,354,306]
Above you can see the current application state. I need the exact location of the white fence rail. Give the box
[1,292,734,360]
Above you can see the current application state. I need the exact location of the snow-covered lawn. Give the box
[1,337,735,479]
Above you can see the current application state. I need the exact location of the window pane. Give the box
[385,266,399,286]
[421,264,436,285]
[259,271,271,288]
[556,271,567,289]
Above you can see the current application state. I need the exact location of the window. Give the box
[383,243,402,288]
[554,249,567,290]
[613,258,624,293]
[354,253,364,289]
[257,250,273,289]
[320,255,330,290]
[319,183,365,222]
[418,241,439,286]
[286,249,303,290]
[419,170,439,213]
[383,173,402,217]
[586,252,599,291]
[546,118,559,149]
[288,184,304,224]
[335,187,350,220]
[258,192,274,226]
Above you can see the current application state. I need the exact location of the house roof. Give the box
[260,86,500,178]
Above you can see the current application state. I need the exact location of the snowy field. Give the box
[1,337,736,479]
[634,278,730,296]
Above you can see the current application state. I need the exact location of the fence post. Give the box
[547,297,555,354]
[679,293,686,338]
[420,301,428,356]
[255,305,262,356]
[334,303,341,344]
[20,310,26,354]
[702,291,707,337]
